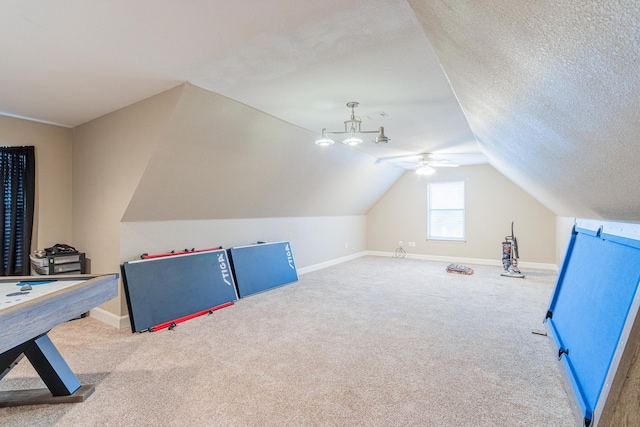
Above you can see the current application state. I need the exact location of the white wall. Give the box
[0,115,73,250]
[367,164,557,267]
[121,216,366,270]
[555,216,575,266]
[73,85,184,315]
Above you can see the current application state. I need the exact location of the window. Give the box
[1,146,36,275]
[427,181,465,241]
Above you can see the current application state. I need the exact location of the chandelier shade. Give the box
[315,129,335,146]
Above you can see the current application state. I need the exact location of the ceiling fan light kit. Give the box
[416,165,436,175]
[315,102,390,146]
[410,154,461,175]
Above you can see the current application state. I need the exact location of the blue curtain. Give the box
[0,146,35,275]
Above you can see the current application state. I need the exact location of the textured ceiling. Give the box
[0,0,482,168]
[1,1,639,220]
[410,0,640,220]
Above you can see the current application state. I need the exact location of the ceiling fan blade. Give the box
[375,153,424,163]
[376,151,487,167]
[429,162,459,168]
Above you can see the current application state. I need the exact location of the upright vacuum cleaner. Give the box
[501,221,525,278]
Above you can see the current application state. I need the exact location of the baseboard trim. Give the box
[297,251,367,275]
[89,307,131,329]
[517,261,559,271]
[365,251,558,272]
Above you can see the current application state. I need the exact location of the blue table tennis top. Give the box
[546,223,640,425]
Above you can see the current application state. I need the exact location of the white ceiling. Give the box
[0,0,483,168]
[3,1,639,221]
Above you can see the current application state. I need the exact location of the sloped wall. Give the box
[409,1,640,221]
[73,83,403,322]
[122,83,402,220]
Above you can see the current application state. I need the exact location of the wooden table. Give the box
[0,274,118,407]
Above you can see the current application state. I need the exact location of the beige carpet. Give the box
[0,256,574,426]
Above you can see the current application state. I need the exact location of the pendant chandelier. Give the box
[315,102,390,146]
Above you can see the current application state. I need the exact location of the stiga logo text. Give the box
[218,253,232,286]
[285,244,295,270]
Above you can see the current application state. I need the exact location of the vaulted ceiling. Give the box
[1,1,638,221]
[411,1,640,220]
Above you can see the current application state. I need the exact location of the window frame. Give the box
[427,180,466,242]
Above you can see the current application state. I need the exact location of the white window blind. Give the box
[428,181,465,241]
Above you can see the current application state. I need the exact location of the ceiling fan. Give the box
[402,153,460,175]
[376,150,488,172]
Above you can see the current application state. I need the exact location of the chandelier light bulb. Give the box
[315,129,335,146]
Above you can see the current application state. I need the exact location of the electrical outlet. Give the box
[399,241,403,247]
[345,242,348,248]
[409,241,416,247]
